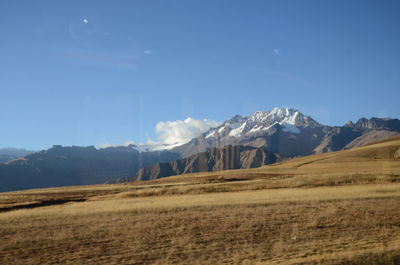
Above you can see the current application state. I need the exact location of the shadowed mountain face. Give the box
[0,145,180,192]
[110,145,277,183]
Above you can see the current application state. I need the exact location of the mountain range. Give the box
[0,145,179,192]
[111,108,400,183]
[109,145,277,183]
[0,148,34,164]
[1,107,399,191]
[174,107,400,157]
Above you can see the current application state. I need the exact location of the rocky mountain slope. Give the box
[0,145,179,192]
[173,107,400,158]
[111,107,398,183]
[110,145,277,183]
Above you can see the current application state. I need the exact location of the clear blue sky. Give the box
[1,0,399,150]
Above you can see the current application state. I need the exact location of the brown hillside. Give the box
[145,134,400,187]
[0,135,399,264]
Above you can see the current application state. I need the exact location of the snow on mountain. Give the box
[132,107,320,151]
[205,130,216,139]
[229,122,246,137]
[203,107,320,139]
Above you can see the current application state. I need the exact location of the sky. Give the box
[1,0,400,150]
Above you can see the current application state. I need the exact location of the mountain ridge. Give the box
[0,145,180,192]
[0,147,35,164]
[109,145,277,183]
[1,107,400,191]
[172,108,400,158]
[109,108,400,184]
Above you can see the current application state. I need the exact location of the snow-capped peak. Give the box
[249,107,299,124]
[203,107,319,139]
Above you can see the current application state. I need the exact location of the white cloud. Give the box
[155,118,221,145]
[144,50,152,55]
[83,18,89,24]
[98,140,135,149]
[98,118,221,151]
[273,48,280,55]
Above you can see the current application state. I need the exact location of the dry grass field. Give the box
[0,135,400,264]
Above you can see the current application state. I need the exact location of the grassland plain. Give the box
[0,135,400,264]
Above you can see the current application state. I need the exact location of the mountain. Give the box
[0,148,34,163]
[110,145,277,183]
[172,107,400,158]
[0,145,179,192]
[141,134,400,187]
[110,107,398,183]
[112,108,400,183]
[1,107,399,191]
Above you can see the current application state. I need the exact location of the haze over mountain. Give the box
[0,148,34,164]
[1,107,399,192]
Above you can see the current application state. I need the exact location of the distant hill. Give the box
[0,145,179,192]
[138,134,400,187]
[251,134,400,177]
[110,145,277,183]
[0,148,34,163]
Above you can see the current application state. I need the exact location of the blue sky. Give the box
[1,0,400,150]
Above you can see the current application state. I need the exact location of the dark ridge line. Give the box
[0,198,87,213]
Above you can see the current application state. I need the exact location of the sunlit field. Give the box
[1,136,400,264]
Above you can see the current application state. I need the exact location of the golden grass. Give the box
[0,135,400,264]
[1,184,400,264]
[0,183,399,218]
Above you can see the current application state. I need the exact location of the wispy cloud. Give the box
[260,68,311,85]
[99,141,135,149]
[269,70,294,80]
[143,50,152,55]
[273,48,280,55]
[63,50,136,68]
